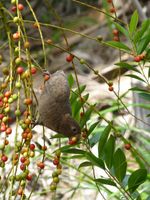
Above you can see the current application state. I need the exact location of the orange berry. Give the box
[12,32,20,40]
[24,98,32,105]
[44,74,50,81]
[18,4,24,11]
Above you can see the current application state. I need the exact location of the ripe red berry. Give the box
[24,98,32,105]
[113,36,119,41]
[37,162,45,169]
[66,54,74,62]
[125,143,131,150]
[18,4,24,11]
[0,114,4,119]
[26,174,32,181]
[30,143,35,150]
[4,91,11,98]
[53,159,59,166]
[1,125,6,132]
[110,7,116,13]
[11,6,17,12]
[1,155,8,162]
[44,74,50,81]
[20,163,25,171]
[112,29,119,36]
[107,0,112,3]
[5,127,12,135]
[134,56,141,62]
[20,157,26,163]
[31,67,37,74]
[16,67,24,74]
[108,86,114,91]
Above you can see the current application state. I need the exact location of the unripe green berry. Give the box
[12,94,18,100]
[2,116,8,122]
[53,177,59,183]
[4,107,10,113]
[8,97,14,104]
[15,57,21,65]
[15,82,22,89]
[2,67,9,75]
[52,171,58,178]
[15,109,21,116]
[50,183,57,191]
[80,59,85,64]
[11,0,16,4]
[13,17,19,23]
[15,47,19,54]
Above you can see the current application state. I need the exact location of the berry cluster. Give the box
[50,150,62,191]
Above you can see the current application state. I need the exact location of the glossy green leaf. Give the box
[128,169,147,193]
[104,135,115,169]
[137,29,150,54]
[94,178,116,186]
[61,148,86,154]
[78,161,93,169]
[98,124,111,157]
[106,41,131,52]
[88,121,99,136]
[125,74,146,83]
[115,62,140,73]
[129,10,138,35]
[113,148,127,182]
[85,152,105,169]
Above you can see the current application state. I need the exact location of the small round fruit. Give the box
[6,127,12,135]
[80,59,85,64]
[53,159,59,166]
[24,41,30,49]
[2,67,9,75]
[50,183,57,191]
[18,4,24,11]
[31,67,37,74]
[16,67,24,74]
[108,86,114,91]
[20,157,26,163]
[15,57,22,65]
[1,155,8,162]
[112,29,119,36]
[110,7,116,13]
[26,174,32,181]
[134,56,141,62]
[24,98,32,105]
[53,177,59,184]
[66,54,74,62]
[8,97,13,104]
[37,162,45,169]
[12,32,20,40]
[20,163,25,171]
[11,6,17,12]
[113,36,119,41]
[13,16,19,23]
[12,94,18,100]
[15,82,22,89]
[5,91,11,98]
[44,74,50,81]
[125,143,131,150]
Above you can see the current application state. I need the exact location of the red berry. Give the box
[1,125,6,132]
[112,29,119,36]
[110,7,116,13]
[4,91,11,98]
[134,56,141,62]
[37,162,45,169]
[0,114,4,119]
[1,155,8,162]
[113,36,119,41]
[53,159,59,166]
[20,163,25,171]
[20,157,26,163]
[44,74,50,81]
[107,0,112,3]
[26,174,32,181]
[11,6,17,12]
[5,127,12,135]
[66,54,74,62]
[108,86,114,91]
[31,67,37,75]
[30,143,35,150]
[18,4,24,11]
[16,67,24,74]
[24,98,32,105]
[0,101,3,107]
[125,143,131,150]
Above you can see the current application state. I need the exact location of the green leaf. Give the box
[67,73,74,88]
[61,148,86,154]
[115,62,140,73]
[113,22,129,38]
[137,29,150,54]
[113,148,127,182]
[85,152,105,169]
[98,124,111,157]
[94,178,116,186]
[78,161,93,169]
[134,19,150,43]
[88,121,99,136]
[80,107,93,129]
[125,74,146,83]
[104,135,115,169]
[106,41,131,52]
[129,10,138,35]
[128,169,147,193]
